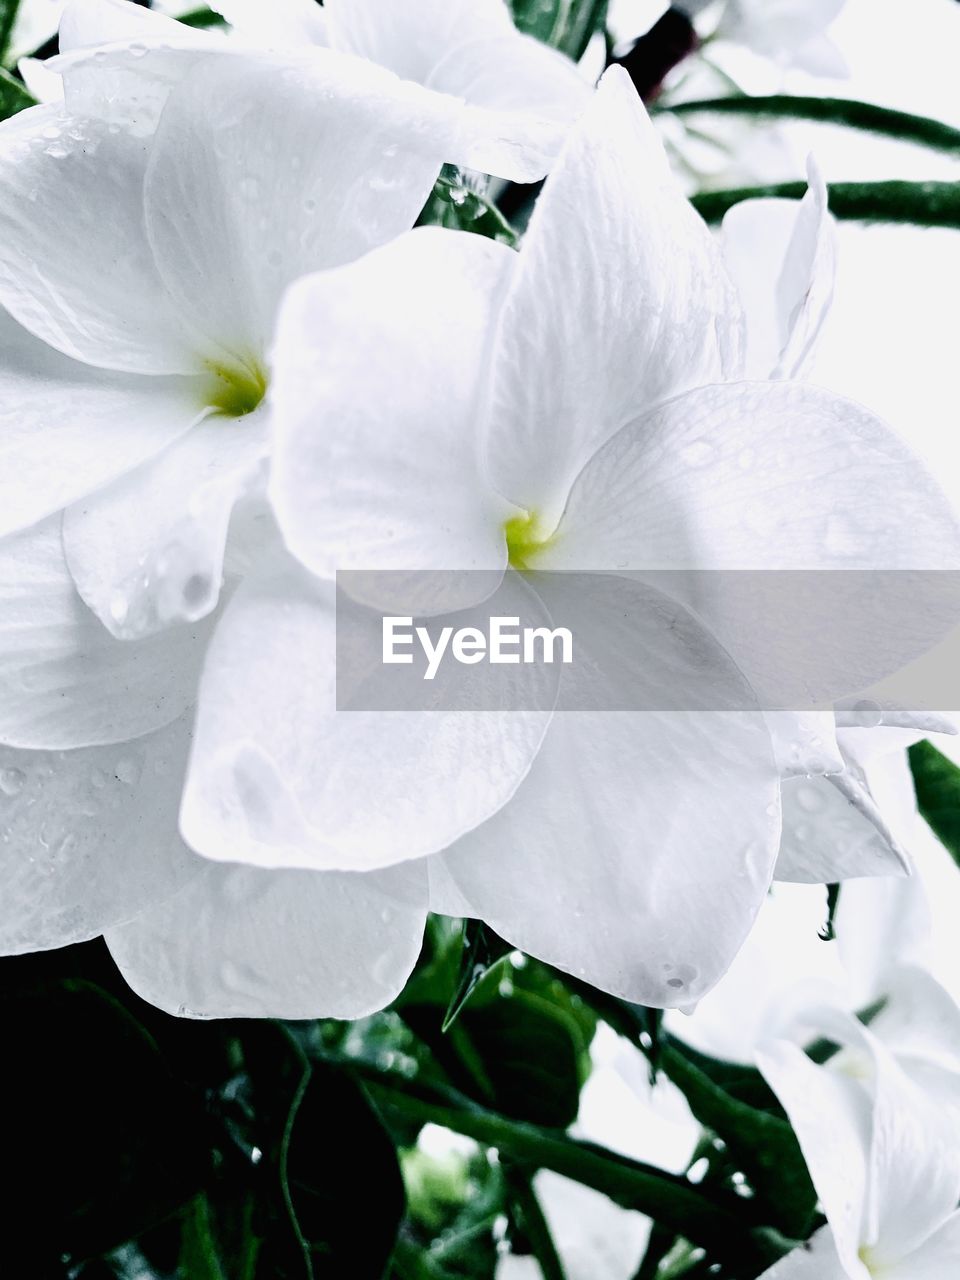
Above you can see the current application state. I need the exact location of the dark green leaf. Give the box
[419,167,519,246]
[464,987,584,1127]
[0,1,22,66]
[0,66,34,122]
[243,1026,405,1280]
[660,1046,817,1239]
[175,5,227,29]
[508,0,609,60]
[0,978,206,1268]
[443,920,514,1031]
[909,739,960,864]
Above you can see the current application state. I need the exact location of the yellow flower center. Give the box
[203,358,268,418]
[504,509,554,569]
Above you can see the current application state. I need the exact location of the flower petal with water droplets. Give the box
[0,520,214,749]
[63,411,268,639]
[181,555,555,872]
[484,68,745,526]
[0,307,203,540]
[0,714,201,954]
[0,104,201,374]
[106,859,428,1019]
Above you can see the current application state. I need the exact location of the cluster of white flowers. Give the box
[1,0,958,1051]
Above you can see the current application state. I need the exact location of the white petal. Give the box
[484,67,744,526]
[208,0,329,43]
[325,0,512,83]
[756,1039,872,1278]
[722,158,836,380]
[758,1228,850,1280]
[0,308,203,539]
[427,32,588,120]
[105,859,428,1019]
[271,227,514,604]
[766,709,843,778]
[143,51,458,362]
[180,556,554,872]
[548,381,960,571]
[0,520,214,749]
[0,714,201,953]
[543,381,960,708]
[871,965,960,1079]
[63,411,268,639]
[17,57,64,104]
[767,1011,960,1269]
[438,574,780,1006]
[0,105,199,374]
[775,768,909,883]
[59,0,191,49]
[887,1212,960,1280]
[427,35,590,180]
[859,1027,960,1265]
[326,0,585,180]
[835,873,933,1009]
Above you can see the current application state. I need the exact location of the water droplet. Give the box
[181,573,211,609]
[114,757,142,786]
[680,439,716,467]
[109,592,129,625]
[239,176,261,201]
[0,768,25,796]
[851,699,883,728]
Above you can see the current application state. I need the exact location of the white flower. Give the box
[758,1013,960,1279]
[0,54,468,1017]
[0,54,456,644]
[50,0,591,181]
[713,0,848,77]
[146,66,960,1014]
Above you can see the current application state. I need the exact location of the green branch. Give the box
[666,95,960,158]
[691,180,960,229]
[343,1058,782,1273]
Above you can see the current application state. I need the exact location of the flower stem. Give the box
[666,95,960,157]
[341,1058,783,1274]
[691,179,960,229]
[504,1160,568,1280]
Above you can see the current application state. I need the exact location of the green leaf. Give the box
[660,1045,817,1240]
[175,5,227,29]
[0,66,34,122]
[243,1026,405,1280]
[909,739,960,864]
[419,167,519,246]
[508,0,609,60]
[179,1197,229,1280]
[691,180,960,230]
[0,978,207,1267]
[0,0,22,66]
[464,987,585,1128]
[443,920,515,1031]
[402,945,593,1130]
[666,96,960,158]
